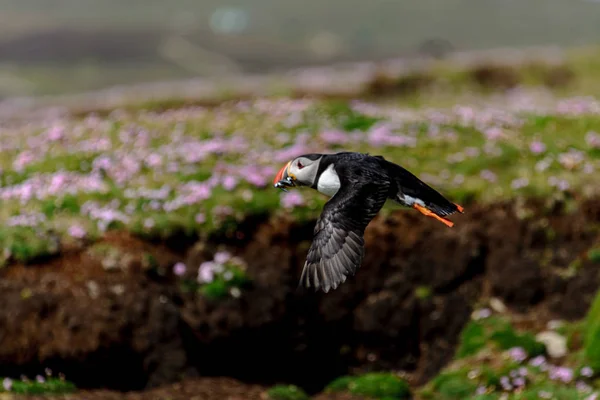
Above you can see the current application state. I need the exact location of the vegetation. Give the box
[266,384,309,400]
[325,372,411,399]
[0,374,76,395]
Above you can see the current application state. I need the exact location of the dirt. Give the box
[0,196,599,399]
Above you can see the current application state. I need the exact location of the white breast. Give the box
[317,164,341,197]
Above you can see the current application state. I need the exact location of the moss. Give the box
[415,285,433,300]
[584,289,600,372]
[326,372,411,399]
[587,248,600,263]
[456,316,545,359]
[427,368,478,400]
[2,377,76,394]
[489,324,546,357]
[266,384,309,400]
[456,320,488,358]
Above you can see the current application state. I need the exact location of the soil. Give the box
[0,196,599,399]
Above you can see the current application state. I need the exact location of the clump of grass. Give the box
[456,316,546,359]
[0,226,60,265]
[1,374,76,395]
[266,384,309,400]
[325,372,411,399]
[587,247,600,263]
[584,289,600,372]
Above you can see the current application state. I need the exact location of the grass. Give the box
[325,372,411,399]
[266,384,309,400]
[1,375,76,395]
[456,316,546,360]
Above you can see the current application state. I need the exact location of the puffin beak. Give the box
[273,161,291,185]
[273,160,295,191]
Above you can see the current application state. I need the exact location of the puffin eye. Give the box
[297,161,304,169]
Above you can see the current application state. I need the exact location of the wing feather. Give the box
[298,165,390,293]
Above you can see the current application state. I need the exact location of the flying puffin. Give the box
[273,151,464,293]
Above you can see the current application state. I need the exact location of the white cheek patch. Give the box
[317,164,341,197]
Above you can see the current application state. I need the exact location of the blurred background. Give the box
[1,0,600,97]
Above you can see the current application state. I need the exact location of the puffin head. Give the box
[273,154,323,189]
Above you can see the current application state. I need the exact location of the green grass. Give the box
[456,317,546,360]
[266,384,309,400]
[325,372,411,399]
[584,290,600,372]
[1,375,76,395]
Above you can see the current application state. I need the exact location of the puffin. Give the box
[273,151,464,293]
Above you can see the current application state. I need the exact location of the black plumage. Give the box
[275,151,463,293]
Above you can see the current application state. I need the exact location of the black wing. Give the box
[298,167,390,293]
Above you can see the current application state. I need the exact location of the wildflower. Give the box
[2,378,12,391]
[512,376,525,387]
[529,355,546,368]
[221,175,238,191]
[198,261,216,283]
[500,376,512,391]
[529,140,546,154]
[68,225,87,239]
[36,375,45,383]
[281,191,304,209]
[229,287,241,298]
[558,148,585,170]
[320,130,349,145]
[195,213,206,224]
[173,262,186,276]
[585,131,600,148]
[483,126,503,140]
[480,170,497,182]
[472,308,492,320]
[510,177,529,190]
[538,391,552,399]
[214,251,231,264]
[549,366,573,383]
[581,366,594,377]
[475,386,487,395]
[577,381,593,393]
[508,347,527,363]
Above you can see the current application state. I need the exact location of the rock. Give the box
[535,331,567,358]
[490,298,507,313]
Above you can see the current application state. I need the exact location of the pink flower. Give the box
[221,175,238,191]
[173,262,186,276]
[529,140,546,154]
[508,347,527,363]
[320,130,349,145]
[2,378,12,391]
[480,170,497,182]
[511,177,529,189]
[483,127,503,140]
[195,213,206,224]
[281,191,304,209]
[214,251,231,264]
[549,366,574,383]
[585,131,600,148]
[198,261,216,283]
[68,225,86,239]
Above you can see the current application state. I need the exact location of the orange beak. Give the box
[273,161,292,185]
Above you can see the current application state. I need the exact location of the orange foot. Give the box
[413,204,455,228]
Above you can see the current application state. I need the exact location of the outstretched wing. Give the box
[298,168,390,293]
